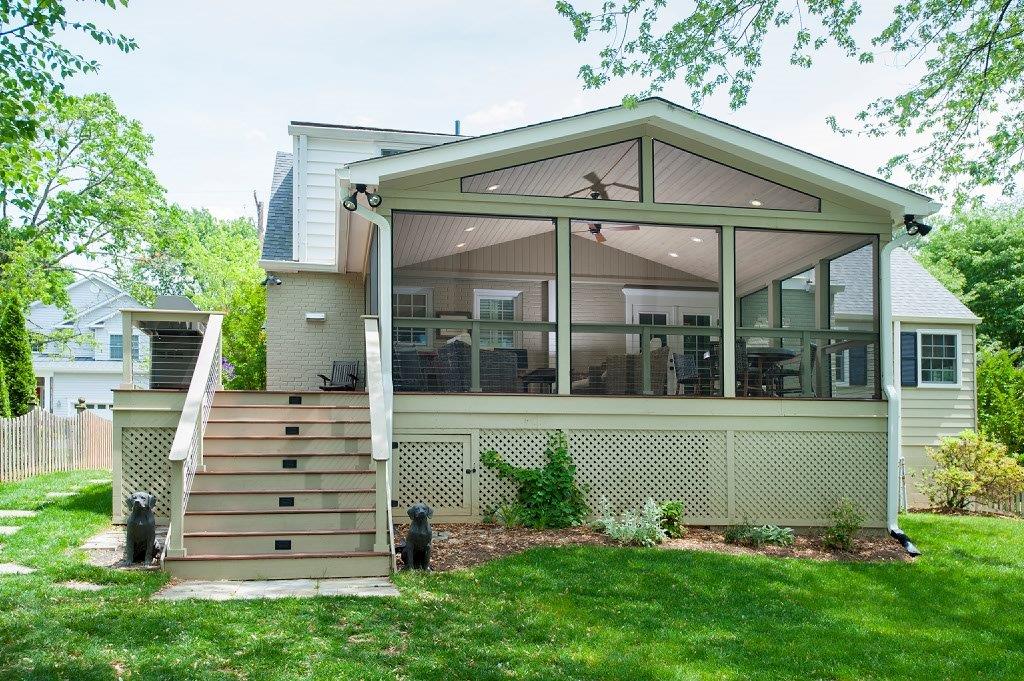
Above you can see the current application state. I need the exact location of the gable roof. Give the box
[262,151,294,261]
[890,248,980,322]
[343,97,938,217]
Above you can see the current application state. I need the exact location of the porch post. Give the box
[814,258,831,397]
[767,279,782,347]
[721,226,736,397]
[556,217,571,395]
[120,311,134,388]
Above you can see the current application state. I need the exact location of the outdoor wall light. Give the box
[903,214,932,236]
[342,192,359,211]
[342,183,383,211]
[261,275,282,286]
[366,191,383,207]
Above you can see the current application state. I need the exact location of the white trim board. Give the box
[915,328,963,389]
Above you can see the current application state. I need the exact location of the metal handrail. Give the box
[162,313,223,561]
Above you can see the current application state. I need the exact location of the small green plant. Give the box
[480,430,589,529]
[658,500,686,538]
[593,497,666,547]
[493,502,530,528]
[822,499,864,551]
[917,430,1024,510]
[724,522,795,548]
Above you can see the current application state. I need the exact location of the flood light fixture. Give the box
[342,183,382,211]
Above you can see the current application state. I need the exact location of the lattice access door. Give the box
[394,433,473,517]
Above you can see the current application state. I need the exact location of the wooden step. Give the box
[203,435,371,455]
[164,551,390,580]
[188,489,375,511]
[205,420,370,438]
[213,391,368,408]
[183,529,376,554]
[192,471,374,492]
[183,509,376,532]
[202,453,372,473]
[209,405,369,422]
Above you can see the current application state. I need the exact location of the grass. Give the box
[1,473,1022,679]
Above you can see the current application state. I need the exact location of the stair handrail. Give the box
[162,312,224,561]
[363,315,396,570]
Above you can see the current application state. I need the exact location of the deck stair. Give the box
[163,391,391,580]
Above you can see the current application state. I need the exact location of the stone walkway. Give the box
[0,510,36,519]
[81,526,168,569]
[153,577,399,601]
[0,562,35,575]
[0,526,23,536]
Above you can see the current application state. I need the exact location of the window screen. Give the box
[920,333,958,384]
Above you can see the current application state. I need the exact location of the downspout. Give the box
[880,232,921,556]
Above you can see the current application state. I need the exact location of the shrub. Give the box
[724,522,795,548]
[658,500,686,538]
[0,356,10,418]
[492,502,530,528]
[0,297,37,416]
[593,497,666,547]
[821,499,864,551]
[917,430,1024,510]
[480,431,589,529]
[977,348,1024,457]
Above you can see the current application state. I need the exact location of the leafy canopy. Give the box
[0,0,136,149]
[976,347,1024,457]
[557,1,1024,205]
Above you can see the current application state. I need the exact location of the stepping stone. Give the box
[317,577,399,597]
[0,510,36,519]
[0,526,22,537]
[58,581,107,592]
[0,563,35,576]
[45,492,75,499]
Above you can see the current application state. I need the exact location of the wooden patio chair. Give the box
[317,360,361,391]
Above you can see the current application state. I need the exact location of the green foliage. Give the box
[491,502,530,528]
[556,1,1024,204]
[0,296,37,416]
[915,206,1024,349]
[724,522,795,548]
[658,500,686,538]
[821,499,864,551]
[976,347,1024,457]
[0,355,11,418]
[593,497,666,547]
[115,206,267,390]
[0,93,162,312]
[918,430,1024,511]
[0,0,136,150]
[480,431,589,528]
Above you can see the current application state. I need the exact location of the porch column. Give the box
[814,258,831,397]
[120,311,134,389]
[767,279,782,347]
[721,226,736,397]
[556,217,571,395]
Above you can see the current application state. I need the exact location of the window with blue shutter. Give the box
[848,344,868,386]
[900,331,918,387]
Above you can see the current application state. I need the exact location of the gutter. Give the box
[880,233,922,556]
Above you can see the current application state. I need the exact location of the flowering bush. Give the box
[917,430,1024,510]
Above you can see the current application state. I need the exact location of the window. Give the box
[918,331,960,386]
[393,288,432,346]
[474,290,519,349]
[109,334,140,361]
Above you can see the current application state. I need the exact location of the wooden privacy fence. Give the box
[0,409,112,482]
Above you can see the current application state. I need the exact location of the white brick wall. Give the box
[265,271,366,391]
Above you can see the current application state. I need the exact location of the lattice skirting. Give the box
[120,427,175,519]
[396,428,886,526]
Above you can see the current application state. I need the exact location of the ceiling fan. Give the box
[571,214,641,244]
[563,171,640,201]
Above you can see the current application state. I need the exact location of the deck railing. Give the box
[162,313,223,560]
[364,316,397,570]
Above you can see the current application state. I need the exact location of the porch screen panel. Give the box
[392,212,556,394]
[569,221,721,396]
[461,140,640,201]
[653,139,820,211]
[735,229,879,399]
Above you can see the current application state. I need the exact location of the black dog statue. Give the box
[400,502,433,570]
[124,491,158,565]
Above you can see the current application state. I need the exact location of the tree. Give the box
[976,347,1024,457]
[0,295,38,416]
[115,207,267,390]
[914,204,1024,349]
[557,1,1024,205]
[0,92,162,313]
[0,0,136,150]
[0,355,11,418]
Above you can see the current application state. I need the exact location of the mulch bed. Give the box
[397,523,911,572]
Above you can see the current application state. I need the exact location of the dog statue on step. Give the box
[124,491,158,565]
[400,502,433,571]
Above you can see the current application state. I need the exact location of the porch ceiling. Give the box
[735,229,873,295]
[392,213,553,269]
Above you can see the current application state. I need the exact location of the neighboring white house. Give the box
[28,276,148,419]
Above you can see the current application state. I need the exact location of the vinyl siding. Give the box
[900,323,977,506]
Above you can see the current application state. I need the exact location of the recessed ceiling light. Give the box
[690,237,703,243]
[749,199,763,207]
[668,252,679,258]
[486,184,501,191]
[465,227,475,232]
[456,242,467,248]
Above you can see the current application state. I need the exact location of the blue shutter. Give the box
[900,332,918,387]
[849,345,868,386]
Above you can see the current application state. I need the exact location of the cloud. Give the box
[464,100,529,134]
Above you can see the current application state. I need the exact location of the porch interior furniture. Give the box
[434,340,521,393]
[520,367,557,393]
[767,346,814,396]
[594,346,670,395]
[317,360,361,391]
[393,344,429,392]
[673,353,707,396]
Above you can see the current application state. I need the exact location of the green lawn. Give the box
[1,473,1021,680]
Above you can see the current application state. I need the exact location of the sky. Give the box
[61,1,932,222]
